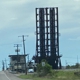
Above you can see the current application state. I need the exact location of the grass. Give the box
[18,74,33,79]
[18,70,80,80]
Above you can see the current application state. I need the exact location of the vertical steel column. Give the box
[39,8,45,59]
[49,8,57,69]
[45,8,49,56]
[36,8,38,63]
[56,8,61,69]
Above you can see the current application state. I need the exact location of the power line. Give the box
[62,57,80,59]
[0,40,22,46]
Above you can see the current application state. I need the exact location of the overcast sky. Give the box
[0,0,80,70]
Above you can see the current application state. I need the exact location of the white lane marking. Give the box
[3,72,11,80]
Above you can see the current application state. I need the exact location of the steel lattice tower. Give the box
[33,7,62,69]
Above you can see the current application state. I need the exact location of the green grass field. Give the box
[18,70,80,80]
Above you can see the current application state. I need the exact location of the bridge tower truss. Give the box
[34,7,62,69]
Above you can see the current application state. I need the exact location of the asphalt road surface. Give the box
[0,70,31,80]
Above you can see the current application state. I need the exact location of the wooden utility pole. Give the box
[14,44,21,72]
[2,60,4,71]
[18,35,28,75]
[5,58,7,70]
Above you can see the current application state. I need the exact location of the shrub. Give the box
[37,59,52,77]
[74,71,80,77]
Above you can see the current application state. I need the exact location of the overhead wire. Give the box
[0,40,23,46]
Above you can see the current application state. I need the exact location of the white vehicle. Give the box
[28,69,34,73]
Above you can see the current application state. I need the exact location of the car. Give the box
[28,69,34,73]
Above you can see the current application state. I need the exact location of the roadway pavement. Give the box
[0,70,31,80]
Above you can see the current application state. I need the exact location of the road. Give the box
[0,70,31,80]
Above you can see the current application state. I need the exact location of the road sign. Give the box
[42,62,45,67]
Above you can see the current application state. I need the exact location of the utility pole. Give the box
[2,60,4,71]
[5,58,7,70]
[18,35,28,75]
[65,60,67,69]
[77,55,79,68]
[27,54,29,63]
[14,44,21,73]
[77,55,79,64]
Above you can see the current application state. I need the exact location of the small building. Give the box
[9,54,27,72]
